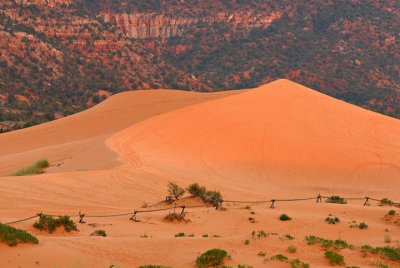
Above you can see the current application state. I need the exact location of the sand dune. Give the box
[0,89,242,175]
[109,79,400,197]
[1,80,400,267]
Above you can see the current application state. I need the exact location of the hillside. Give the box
[1,80,399,267]
[0,0,206,131]
[94,0,399,116]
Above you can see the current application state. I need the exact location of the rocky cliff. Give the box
[102,11,282,39]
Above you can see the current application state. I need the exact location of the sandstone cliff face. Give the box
[102,11,282,39]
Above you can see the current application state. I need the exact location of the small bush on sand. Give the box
[326,214,340,224]
[271,254,289,261]
[325,196,347,204]
[11,159,50,176]
[388,210,396,215]
[367,245,400,262]
[90,230,106,237]
[290,259,310,268]
[258,251,266,257]
[164,212,187,222]
[358,222,368,229]
[174,232,186,237]
[33,214,77,233]
[280,214,292,221]
[167,182,185,200]
[324,250,345,265]
[204,190,223,206]
[0,223,38,246]
[288,245,297,253]
[380,198,394,206]
[187,183,206,197]
[195,248,227,268]
[305,235,352,250]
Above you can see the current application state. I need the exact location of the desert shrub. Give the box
[371,246,400,262]
[368,261,389,268]
[202,234,208,238]
[164,212,186,222]
[33,214,77,233]
[358,222,368,229]
[91,230,106,237]
[244,239,250,245]
[384,234,391,244]
[271,254,289,261]
[284,234,295,240]
[0,223,38,246]
[248,217,255,223]
[288,245,297,253]
[258,251,266,257]
[195,248,227,268]
[326,215,340,224]
[388,210,396,215]
[305,235,352,250]
[380,198,394,206]
[290,259,310,268]
[174,232,186,237]
[325,196,347,204]
[204,190,223,206]
[324,250,345,265]
[187,183,206,197]
[280,214,292,221]
[167,182,185,200]
[11,158,50,176]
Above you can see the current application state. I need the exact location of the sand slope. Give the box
[1,79,400,268]
[0,89,242,175]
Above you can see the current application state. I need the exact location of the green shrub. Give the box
[305,235,352,250]
[248,217,255,223]
[271,254,288,261]
[280,214,292,221]
[204,190,223,206]
[358,222,368,229]
[325,196,347,204]
[0,223,38,246]
[380,198,394,206]
[33,214,77,233]
[174,232,185,237]
[187,183,206,197]
[290,259,310,268]
[324,250,345,265]
[11,159,50,176]
[388,210,396,215]
[195,248,227,268]
[288,245,297,253]
[167,182,185,200]
[93,230,106,237]
[326,215,340,224]
[244,239,250,245]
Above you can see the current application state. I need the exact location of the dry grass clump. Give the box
[163,212,189,223]
[11,159,49,176]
